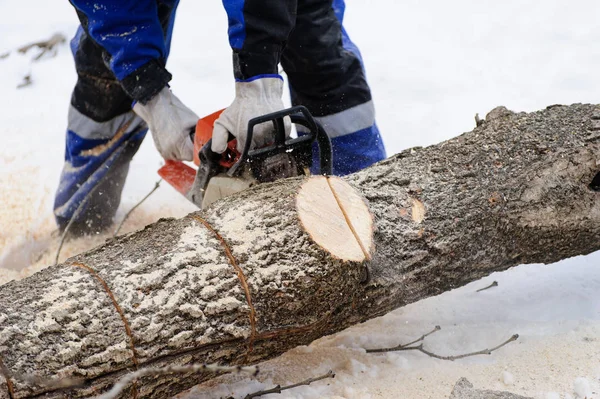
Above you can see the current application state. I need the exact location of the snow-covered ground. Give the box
[1,1,599,398]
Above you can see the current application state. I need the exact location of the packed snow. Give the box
[1,1,599,398]
[574,378,593,399]
[502,371,515,386]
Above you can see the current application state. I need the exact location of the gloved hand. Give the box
[133,87,198,161]
[212,75,291,153]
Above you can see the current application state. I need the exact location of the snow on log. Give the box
[1,104,599,399]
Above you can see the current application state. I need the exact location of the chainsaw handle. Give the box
[230,106,332,176]
[245,106,316,150]
[289,114,332,176]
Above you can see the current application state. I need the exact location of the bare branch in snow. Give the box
[403,334,519,361]
[16,74,32,89]
[17,33,66,61]
[476,280,499,292]
[114,179,162,237]
[366,325,441,353]
[241,370,335,399]
[367,326,518,361]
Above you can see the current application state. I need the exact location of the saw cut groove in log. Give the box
[326,176,373,260]
[70,262,139,398]
[189,215,257,355]
[0,104,599,399]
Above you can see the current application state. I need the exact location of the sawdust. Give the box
[0,166,54,271]
[0,156,202,286]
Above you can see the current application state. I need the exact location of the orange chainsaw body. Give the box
[158,105,332,209]
[158,109,239,197]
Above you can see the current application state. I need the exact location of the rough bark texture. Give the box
[1,104,599,399]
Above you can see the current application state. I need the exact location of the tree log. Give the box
[1,104,599,399]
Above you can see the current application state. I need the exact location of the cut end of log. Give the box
[296,176,374,262]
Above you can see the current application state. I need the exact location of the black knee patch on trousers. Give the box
[70,24,133,122]
[281,0,371,117]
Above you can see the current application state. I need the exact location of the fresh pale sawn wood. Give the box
[296,176,373,262]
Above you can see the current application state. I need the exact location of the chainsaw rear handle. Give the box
[229,105,332,176]
[289,114,332,175]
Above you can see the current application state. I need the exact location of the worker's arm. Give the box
[222,0,297,80]
[70,0,174,104]
[212,0,297,153]
[70,0,197,160]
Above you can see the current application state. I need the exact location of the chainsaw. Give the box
[158,105,332,209]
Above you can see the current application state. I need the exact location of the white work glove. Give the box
[212,76,291,153]
[133,87,198,161]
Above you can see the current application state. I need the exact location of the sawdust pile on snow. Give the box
[0,163,195,286]
[573,377,593,398]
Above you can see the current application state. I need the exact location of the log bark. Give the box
[1,104,599,399]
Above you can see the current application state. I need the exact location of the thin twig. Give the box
[369,331,518,361]
[366,326,518,360]
[366,325,441,353]
[92,364,259,399]
[113,180,161,237]
[16,74,32,89]
[476,280,498,292]
[17,33,66,61]
[243,370,335,399]
[397,334,519,361]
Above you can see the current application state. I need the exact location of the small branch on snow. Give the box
[240,370,335,399]
[366,325,441,353]
[476,280,498,292]
[16,74,32,89]
[398,334,519,361]
[17,33,66,61]
[366,326,518,361]
[92,364,260,399]
[113,179,162,237]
